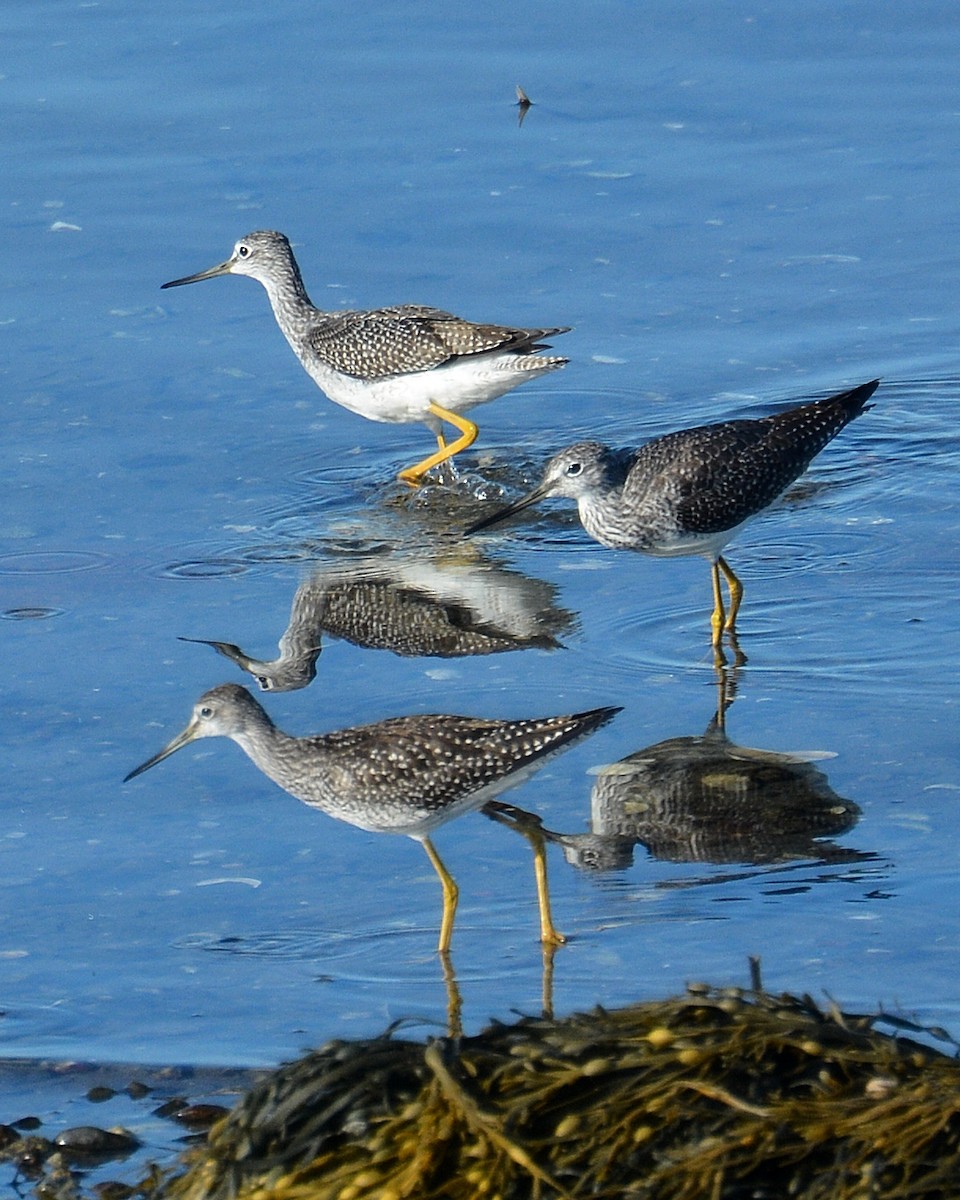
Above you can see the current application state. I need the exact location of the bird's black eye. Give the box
[256,676,271,690]
[199,705,214,719]
[566,461,583,477]
[237,244,250,258]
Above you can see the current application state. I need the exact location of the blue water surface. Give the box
[2,0,959,1102]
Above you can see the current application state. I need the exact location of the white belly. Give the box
[644,526,744,560]
[301,353,555,425]
[580,500,749,561]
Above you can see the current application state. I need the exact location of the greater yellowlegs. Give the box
[124,684,619,953]
[466,380,879,652]
[161,231,569,485]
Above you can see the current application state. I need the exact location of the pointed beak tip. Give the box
[463,510,503,538]
[463,517,488,538]
[178,636,244,663]
[463,509,506,537]
[160,261,233,290]
[464,487,547,537]
[123,756,155,783]
[123,722,198,785]
[160,272,204,289]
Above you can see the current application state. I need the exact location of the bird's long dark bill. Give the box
[124,720,200,782]
[464,484,552,536]
[161,259,233,289]
[178,636,249,668]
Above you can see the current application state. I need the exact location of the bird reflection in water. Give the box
[490,669,868,895]
[181,551,574,692]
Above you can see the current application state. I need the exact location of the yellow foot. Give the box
[397,402,479,487]
[398,464,427,488]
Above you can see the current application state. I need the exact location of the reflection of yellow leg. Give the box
[398,402,478,487]
[421,835,459,955]
[439,949,463,1038]
[727,628,747,667]
[713,660,744,735]
[715,664,730,734]
[718,555,744,633]
[541,940,557,1019]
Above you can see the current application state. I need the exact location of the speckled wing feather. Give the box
[626,383,876,535]
[315,582,558,656]
[307,709,614,815]
[306,306,568,379]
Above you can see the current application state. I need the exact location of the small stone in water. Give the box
[171,1103,231,1128]
[153,1096,189,1118]
[54,1125,140,1158]
[93,1183,136,1199]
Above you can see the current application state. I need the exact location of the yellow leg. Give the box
[718,555,744,633]
[421,835,459,955]
[530,827,566,947]
[483,801,566,946]
[710,560,726,647]
[397,402,478,487]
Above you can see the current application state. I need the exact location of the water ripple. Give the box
[585,589,958,697]
[0,550,110,575]
[160,557,250,579]
[1,606,63,620]
[175,928,513,984]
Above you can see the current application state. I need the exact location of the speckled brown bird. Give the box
[466,380,880,650]
[162,230,569,485]
[124,684,619,953]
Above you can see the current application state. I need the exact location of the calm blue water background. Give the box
[3,0,959,1102]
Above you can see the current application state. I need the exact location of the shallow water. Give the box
[3,0,960,1162]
